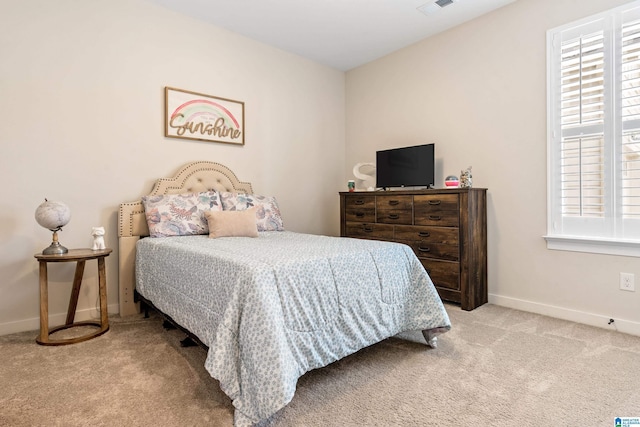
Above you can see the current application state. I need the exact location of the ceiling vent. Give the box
[417,0,457,16]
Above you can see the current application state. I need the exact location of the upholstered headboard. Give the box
[117,161,253,316]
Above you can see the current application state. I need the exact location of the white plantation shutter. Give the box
[621,18,640,220]
[559,29,606,219]
[547,1,640,255]
[560,135,605,217]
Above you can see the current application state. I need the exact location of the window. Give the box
[546,1,640,256]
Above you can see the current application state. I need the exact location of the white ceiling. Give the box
[148,0,517,71]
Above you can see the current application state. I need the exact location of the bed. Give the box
[118,161,451,426]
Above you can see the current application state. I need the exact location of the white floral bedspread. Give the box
[135,231,451,426]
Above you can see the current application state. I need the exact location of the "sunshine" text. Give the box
[169,114,242,139]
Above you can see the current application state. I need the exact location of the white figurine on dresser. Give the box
[91,226,105,250]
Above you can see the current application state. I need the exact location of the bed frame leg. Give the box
[180,337,198,347]
[163,320,176,330]
[134,291,150,318]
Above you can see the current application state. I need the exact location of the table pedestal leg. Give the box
[98,257,109,329]
[38,262,49,344]
[65,260,86,325]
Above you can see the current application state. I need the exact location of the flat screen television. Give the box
[376,143,435,189]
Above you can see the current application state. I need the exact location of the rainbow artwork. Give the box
[165,87,244,145]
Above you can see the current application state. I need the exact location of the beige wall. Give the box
[0,0,345,334]
[346,0,640,334]
[3,0,638,338]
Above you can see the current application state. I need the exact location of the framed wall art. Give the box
[164,87,245,145]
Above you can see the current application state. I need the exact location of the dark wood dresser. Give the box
[339,188,487,310]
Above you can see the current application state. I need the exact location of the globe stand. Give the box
[42,228,68,255]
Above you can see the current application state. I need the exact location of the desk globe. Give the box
[35,199,71,255]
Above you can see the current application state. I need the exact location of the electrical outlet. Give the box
[620,272,635,292]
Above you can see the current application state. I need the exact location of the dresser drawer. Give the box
[419,259,460,291]
[345,208,375,222]
[345,195,375,209]
[394,225,459,245]
[376,209,412,224]
[344,222,394,239]
[414,194,459,226]
[376,195,413,210]
[407,242,459,261]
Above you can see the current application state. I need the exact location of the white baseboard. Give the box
[489,294,640,337]
[0,303,120,337]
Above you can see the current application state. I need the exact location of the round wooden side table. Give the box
[34,248,112,345]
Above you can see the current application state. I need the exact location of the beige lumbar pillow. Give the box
[205,207,258,238]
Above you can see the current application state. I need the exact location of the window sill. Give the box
[544,235,640,257]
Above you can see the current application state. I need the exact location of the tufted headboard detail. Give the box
[117,161,253,316]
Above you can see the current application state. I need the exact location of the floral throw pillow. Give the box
[220,192,284,231]
[141,191,222,237]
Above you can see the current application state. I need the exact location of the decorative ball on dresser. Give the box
[445,175,459,188]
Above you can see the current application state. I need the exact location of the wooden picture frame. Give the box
[164,87,245,145]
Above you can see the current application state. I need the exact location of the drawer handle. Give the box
[388,200,400,206]
[355,212,365,218]
[388,214,400,220]
[418,231,431,238]
[355,200,365,205]
[418,247,431,253]
[429,215,441,221]
[428,200,442,205]
[363,225,374,232]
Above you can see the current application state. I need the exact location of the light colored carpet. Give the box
[1,304,640,426]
